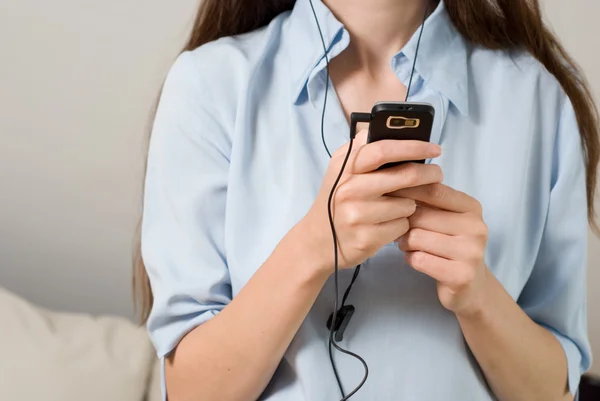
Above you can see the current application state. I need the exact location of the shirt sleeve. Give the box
[517,96,593,396]
[141,50,232,398]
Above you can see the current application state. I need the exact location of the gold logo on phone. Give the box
[386,116,421,129]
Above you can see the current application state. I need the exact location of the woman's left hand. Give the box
[393,183,491,317]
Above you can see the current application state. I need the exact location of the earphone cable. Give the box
[309,1,431,399]
[309,1,367,398]
[309,0,332,158]
[405,1,430,102]
[326,137,370,401]
[340,264,361,308]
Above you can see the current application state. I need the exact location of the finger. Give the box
[352,140,442,174]
[404,251,465,286]
[375,216,411,246]
[347,163,443,198]
[398,228,462,260]
[408,206,475,236]
[353,129,369,146]
[392,184,481,214]
[344,197,417,226]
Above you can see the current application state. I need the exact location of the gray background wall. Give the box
[0,0,598,374]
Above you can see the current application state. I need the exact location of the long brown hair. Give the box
[133,0,600,323]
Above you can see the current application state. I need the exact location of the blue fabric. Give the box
[141,1,592,399]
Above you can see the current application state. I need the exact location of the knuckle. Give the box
[433,164,444,182]
[335,183,354,202]
[467,242,484,262]
[411,251,428,268]
[458,267,476,285]
[478,221,489,239]
[355,241,369,253]
[343,204,362,226]
[468,216,488,239]
[396,218,410,237]
[370,143,388,166]
[354,231,372,253]
[408,203,424,221]
[404,199,418,216]
[400,165,420,187]
[428,183,445,199]
[407,228,423,247]
[424,164,443,183]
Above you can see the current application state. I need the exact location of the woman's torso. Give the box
[158,1,572,400]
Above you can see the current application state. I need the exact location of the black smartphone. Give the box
[366,101,435,168]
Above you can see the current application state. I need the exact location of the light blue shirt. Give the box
[141,1,592,399]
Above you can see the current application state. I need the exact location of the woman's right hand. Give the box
[301,130,443,274]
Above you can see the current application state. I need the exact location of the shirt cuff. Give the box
[544,326,584,396]
[150,309,221,400]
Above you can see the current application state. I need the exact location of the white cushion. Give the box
[0,287,155,401]
[146,358,163,401]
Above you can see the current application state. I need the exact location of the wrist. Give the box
[455,267,495,323]
[280,219,332,284]
[291,216,334,278]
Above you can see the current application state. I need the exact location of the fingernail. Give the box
[431,144,442,156]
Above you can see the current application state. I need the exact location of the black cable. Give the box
[405,1,430,102]
[309,1,364,397]
[341,265,361,308]
[328,263,362,396]
[326,138,370,401]
[309,1,431,399]
[328,324,346,396]
[308,0,332,158]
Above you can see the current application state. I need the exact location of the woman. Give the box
[135,0,598,400]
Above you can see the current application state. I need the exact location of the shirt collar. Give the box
[286,0,470,116]
[286,0,345,104]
